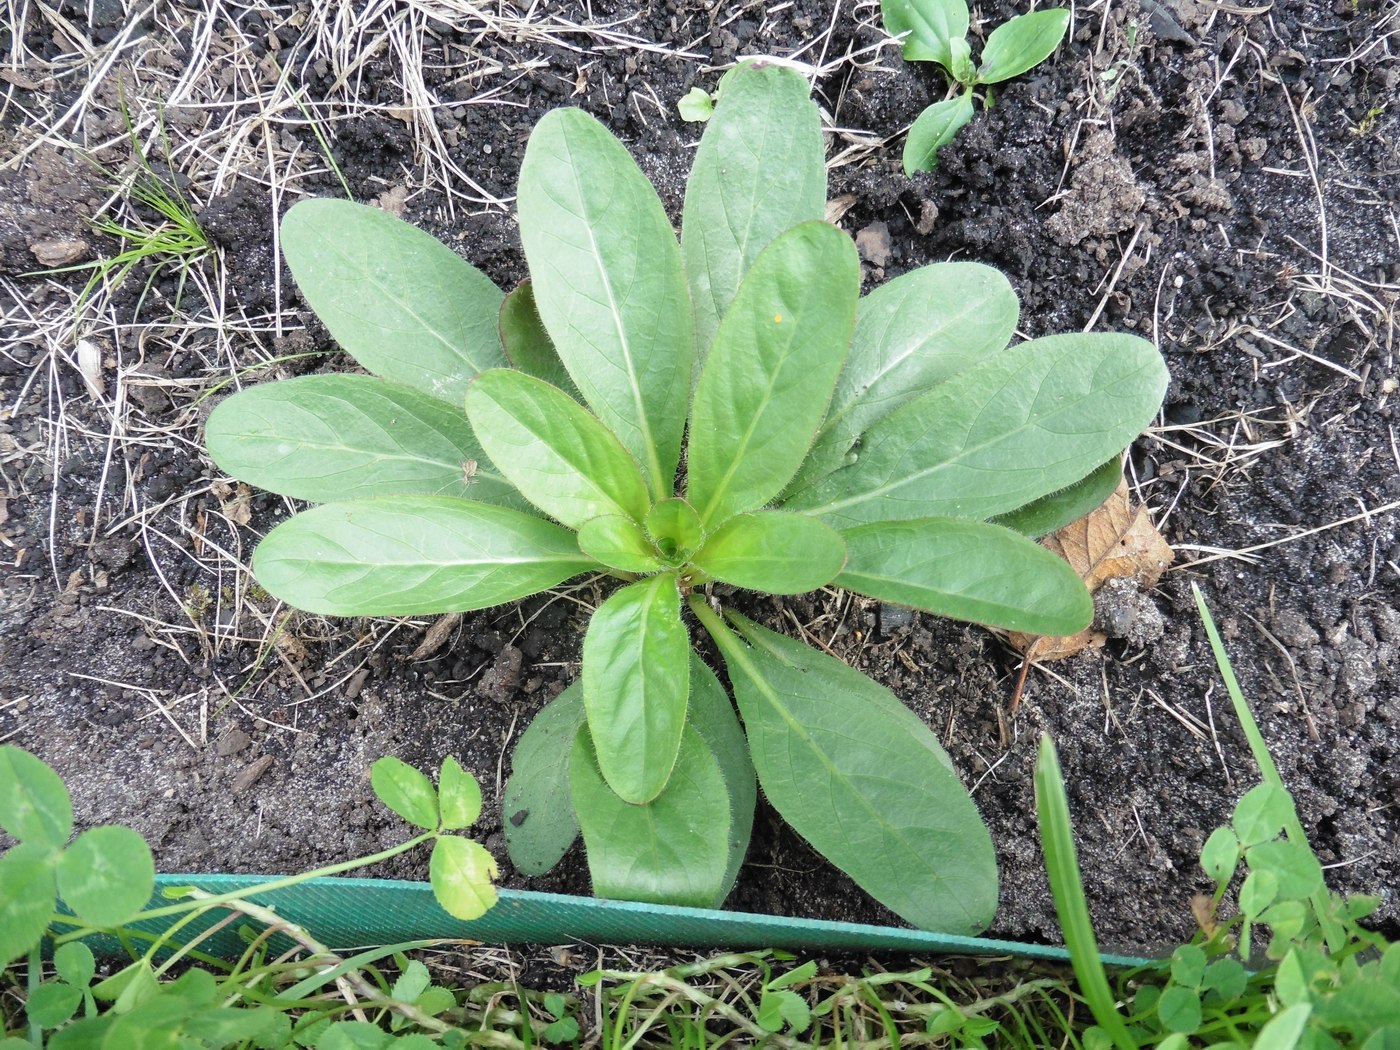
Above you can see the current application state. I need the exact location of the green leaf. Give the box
[1233,783,1293,847]
[91,958,155,1005]
[785,332,1168,528]
[1170,945,1207,988]
[371,757,439,830]
[55,941,96,988]
[676,87,713,122]
[1201,959,1248,1003]
[902,94,975,176]
[687,221,860,528]
[1259,899,1308,946]
[281,199,506,403]
[466,369,651,529]
[518,108,692,498]
[391,960,431,1005]
[681,62,826,359]
[1245,840,1324,901]
[56,825,154,927]
[583,575,690,804]
[429,836,498,920]
[645,499,705,561]
[1199,826,1240,884]
[253,496,593,616]
[1239,868,1279,917]
[0,745,72,848]
[758,989,810,1033]
[0,842,57,968]
[948,37,975,85]
[989,457,1122,538]
[794,262,1019,494]
[499,280,579,399]
[881,0,970,67]
[1155,986,1202,1035]
[684,654,756,904]
[503,683,585,875]
[692,512,846,594]
[698,607,997,934]
[837,518,1092,634]
[976,9,1070,84]
[205,375,518,506]
[1034,736,1138,1050]
[438,756,482,830]
[26,983,83,1029]
[1254,1004,1313,1049]
[578,515,665,574]
[569,726,730,908]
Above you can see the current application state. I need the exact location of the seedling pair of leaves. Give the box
[882,0,1070,173]
[205,62,1166,933]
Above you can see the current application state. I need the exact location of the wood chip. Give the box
[75,339,104,399]
[411,611,463,660]
[30,236,89,267]
[232,754,274,795]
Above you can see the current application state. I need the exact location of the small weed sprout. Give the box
[33,104,214,328]
[882,0,1071,173]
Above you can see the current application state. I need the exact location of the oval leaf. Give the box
[1244,840,1325,901]
[438,756,482,830]
[429,835,498,920]
[582,575,690,804]
[837,518,1092,634]
[56,826,154,927]
[499,280,579,398]
[687,221,860,528]
[281,199,506,402]
[253,496,594,617]
[881,0,970,67]
[976,9,1070,84]
[903,93,975,176]
[0,842,58,968]
[785,332,1168,528]
[794,262,1019,493]
[577,515,665,574]
[1232,782,1293,847]
[685,654,756,904]
[371,757,439,830]
[502,682,585,876]
[518,108,692,497]
[699,608,997,934]
[54,941,95,987]
[570,725,730,908]
[692,512,847,594]
[682,62,826,359]
[206,375,517,506]
[0,745,72,849]
[466,369,651,529]
[990,457,1122,538]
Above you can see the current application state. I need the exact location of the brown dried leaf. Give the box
[1010,481,1174,661]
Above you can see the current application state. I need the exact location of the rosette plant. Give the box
[207,62,1167,934]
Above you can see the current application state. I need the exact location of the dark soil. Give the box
[2,0,1398,958]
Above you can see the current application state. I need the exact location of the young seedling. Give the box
[0,746,496,1045]
[882,0,1071,173]
[206,62,1166,934]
